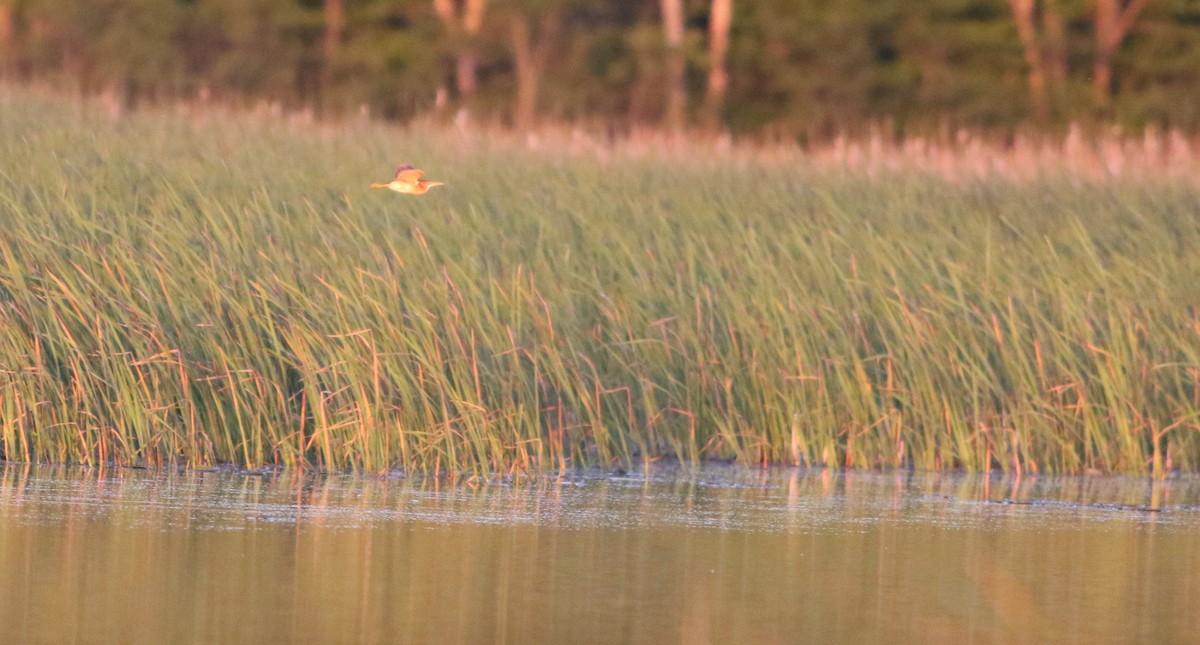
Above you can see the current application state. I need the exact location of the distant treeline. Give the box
[1,0,1198,136]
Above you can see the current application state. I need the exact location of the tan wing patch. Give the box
[394,165,424,183]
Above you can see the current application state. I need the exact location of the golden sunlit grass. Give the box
[2,87,1200,475]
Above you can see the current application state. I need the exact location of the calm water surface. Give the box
[1,464,1197,644]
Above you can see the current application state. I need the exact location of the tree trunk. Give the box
[322,0,345,108]
[433,0,453,21]
[434,0,488,103]
[0,2,14,80]
[1043,0,1067,85]
[510,11,558,130]
[1094,0,1117,104]
[511,15,535,129]
[704,0,732,128]
[1093,0,1151,106]
[454,52,477,97]
[1008,0,1048,122]
[458,0,486,98]
[463,0,486,34]
[323,0,344,62]
[659,0,687,133]
[433,0,454,104]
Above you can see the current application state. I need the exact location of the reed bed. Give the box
[2,89,1200,475]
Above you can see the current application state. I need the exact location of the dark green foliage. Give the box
[3,0,1200,133]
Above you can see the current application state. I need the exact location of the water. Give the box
[0,465,1197,644]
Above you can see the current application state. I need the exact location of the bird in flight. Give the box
[370,164,445,195]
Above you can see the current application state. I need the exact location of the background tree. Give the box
[658,0,686,132]
[1042,0,1067,91]
[704,0,733,129]
[1008,0,1050,121]
[508,2,563,130]
[0,0,14,79]
[1,0,1198,136]
[1092,0,1151,108]
[321,0,345,111]
[433,0,488,111]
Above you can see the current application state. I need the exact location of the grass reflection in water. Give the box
[0,464,1197,644]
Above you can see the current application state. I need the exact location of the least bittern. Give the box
[371,164,445,195]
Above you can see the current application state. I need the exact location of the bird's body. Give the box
[371,164,444,195]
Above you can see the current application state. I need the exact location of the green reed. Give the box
[1,91,1199,475]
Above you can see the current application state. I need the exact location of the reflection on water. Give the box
[1,465,1197,644]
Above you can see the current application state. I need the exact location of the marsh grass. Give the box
[2,89,1200,475]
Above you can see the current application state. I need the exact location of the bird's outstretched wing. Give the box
[393,164,424,184]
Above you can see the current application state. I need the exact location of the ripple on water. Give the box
[0,464,1198,533]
